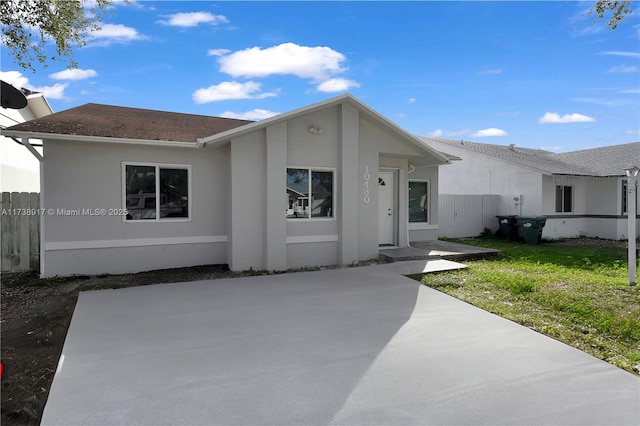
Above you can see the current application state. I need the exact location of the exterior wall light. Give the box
[309,125,323,135]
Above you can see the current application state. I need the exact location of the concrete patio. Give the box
[42,260,639,425]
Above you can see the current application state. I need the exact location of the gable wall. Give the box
[431,142,544,215]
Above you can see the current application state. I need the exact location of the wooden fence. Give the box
[439,194,501,238]
[1,192,40,271]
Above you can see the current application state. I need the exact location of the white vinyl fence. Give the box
[1,192,40,271]
[438,194,500,238]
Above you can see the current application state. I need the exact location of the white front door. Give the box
[378,171,394,245]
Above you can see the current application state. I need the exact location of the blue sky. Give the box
[1,1,639,152]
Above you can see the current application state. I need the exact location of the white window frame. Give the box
[122,161,192,223]
[408,179,431,229]
[286,166,336,221]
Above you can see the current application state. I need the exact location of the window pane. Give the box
[159,168,189,218]
[563,186,572,213]
[555,185,563,213]
[126,165,156,220]
[409,181,428,223]
[622,181,628,214]
[311,171,333,218]
[287,168,309,218]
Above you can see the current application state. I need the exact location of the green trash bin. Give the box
[496,215,519,240]
[516,216,547,245]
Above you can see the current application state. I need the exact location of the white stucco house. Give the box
[0,85,53,192]
[1,94,450,277]
[422,137,640,240]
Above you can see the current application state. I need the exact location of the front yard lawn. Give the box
[420,237,640,375]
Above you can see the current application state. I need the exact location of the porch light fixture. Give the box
[625,165,639,286]
[309,125,323,135]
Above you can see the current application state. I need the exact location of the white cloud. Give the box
[570,97,620,107]
[50,69,97,80]
[316,78,360,93]
[621,88,640,94]
[0,71,67,99]
[207,49,231,57]
[158,12,228,27]
[217,42,348,81]
[90,23,145,44]
[428,129,471,138]
[0,71,30,89]
[408,98,416,104]
[472,128,508,137]
[608,65,638,73]
[478,69,503,75]
[220,109,280,121]
[600,51,640,58]
[192,81,279,103]
[28,83,68,99]
[539,112,595,124]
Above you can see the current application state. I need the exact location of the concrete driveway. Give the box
[43,261,639,425]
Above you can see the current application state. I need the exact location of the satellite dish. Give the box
[1,80,28,110]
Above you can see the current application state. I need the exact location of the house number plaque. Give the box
[363,165,371,204]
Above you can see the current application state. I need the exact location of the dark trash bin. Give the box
[496,215,519,241]
[516,216,547,245]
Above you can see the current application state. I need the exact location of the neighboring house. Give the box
[422,137,640,240]
[0,84,53,192]
[1,94,450,277]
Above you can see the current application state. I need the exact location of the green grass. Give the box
[420,238,640,374]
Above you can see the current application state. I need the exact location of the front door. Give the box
[378,171,394,245]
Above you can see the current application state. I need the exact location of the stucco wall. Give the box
[542,175,635,240]
[429,141,543,216]
[41,139,229,276]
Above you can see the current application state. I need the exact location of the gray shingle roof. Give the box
[3,103,254,143]
[420,137,640,177]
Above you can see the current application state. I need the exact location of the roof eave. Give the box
[0,129,199,148]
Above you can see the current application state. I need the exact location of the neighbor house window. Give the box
[408,180,429,223]
[124,163,190,221]
[286,168,334,219]
[555,185,572,213]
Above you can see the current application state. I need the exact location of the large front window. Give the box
[124,163,190,221]
[409,180,429,223]
[286,168,333,219]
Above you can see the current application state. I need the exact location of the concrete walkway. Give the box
[43,261,639,425]
[380,240,500,262]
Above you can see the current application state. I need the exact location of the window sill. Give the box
[124,218,192,223]
[408,223,437,230]
[286,218,336,222]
